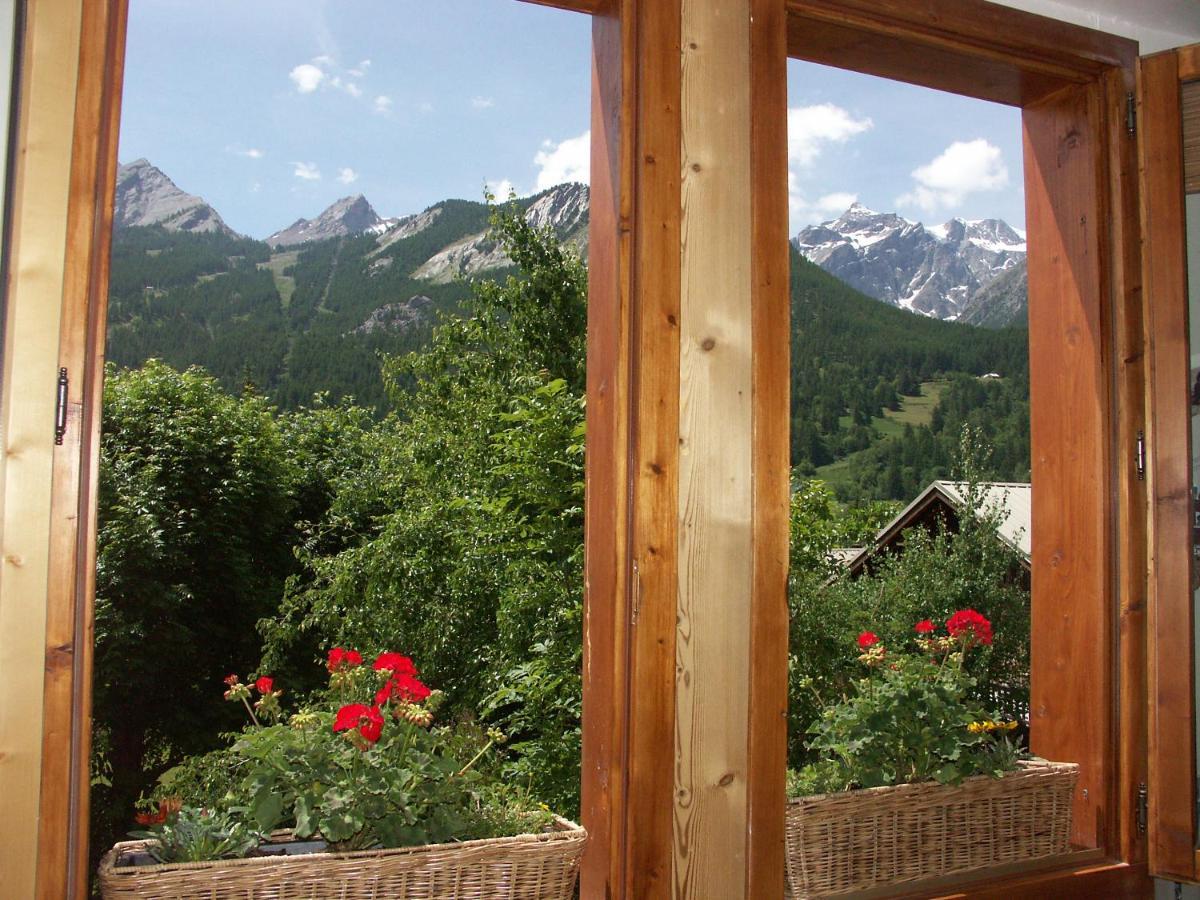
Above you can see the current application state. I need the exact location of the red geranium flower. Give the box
[914,619,935,634]
[946,608,993,646]
[333,703,385,744]
[857,631,880,650]
[223,674,239,686]
[373,652,417,676]
[255,676,274,694]
[326,647,363,672]
[375,672,431,706]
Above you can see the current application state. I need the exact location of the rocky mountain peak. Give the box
[524,182,589,233]
[793,204,1027,323]
[114,159,236,236]
[267,194,384,248]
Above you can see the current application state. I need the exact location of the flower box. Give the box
[784,760,1077,898]
[98,816,586,900]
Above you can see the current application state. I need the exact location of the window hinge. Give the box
[1136,782,1148,834]
[54,367,69,445]
[1135,430,1145,480]
[1126,92,1137,136]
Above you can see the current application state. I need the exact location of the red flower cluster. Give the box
[134,797,181,826]
[333,703,385,744]
[914,619,935,634]
[326,647,363,672]
[255,676,274,694]
[373,652,430,705]
[946,608,993,646]
[373,652,416,675]
[857,631,880,650]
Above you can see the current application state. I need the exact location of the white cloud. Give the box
[226,145,264,159]
[418,101,434,114]
[312,54,334,67]
[471,96,495,110]
[344,82,362,98]
[337,167,358,185]
[896,138,1009,213]
[534,131,590,190]
[788,173,858,225]
[486,178,516,201]
[787,104,873,168]
[250,181,261,194]
[289,63,325,94]
[348,59,370,78]
[292,161,321,181]
[373,95,393,115]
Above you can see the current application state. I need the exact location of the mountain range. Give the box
[112,160,1026,328]
[105,160,1031,500]
[792,202,1027,324]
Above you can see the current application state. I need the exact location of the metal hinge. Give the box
[54,367,69,445]
[1136,782,1148,834]
[1135,430,1145,480]
[1126,92,1137,136]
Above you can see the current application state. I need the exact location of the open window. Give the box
[1141,42,1200,885]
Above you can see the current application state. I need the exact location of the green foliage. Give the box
[793,637,1021,794]
[93,361,297,847]
[260,204,587,813]
[130,807,264,864]
[788,435,1031,767]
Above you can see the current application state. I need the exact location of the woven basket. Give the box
[98,817,586,900]
[785,760,1078,898]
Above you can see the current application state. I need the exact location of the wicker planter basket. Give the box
[785,760,1078,898]
[98,817,586,900]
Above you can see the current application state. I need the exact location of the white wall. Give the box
[994,0,1200,53]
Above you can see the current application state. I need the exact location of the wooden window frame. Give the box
[18,0,1170,896]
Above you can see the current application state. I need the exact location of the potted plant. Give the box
[98,648,585,899]
[785,610,1077,898]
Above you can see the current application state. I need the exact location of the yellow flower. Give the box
[967,722,986,734]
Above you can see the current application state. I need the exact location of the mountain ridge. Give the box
[793,202,1027,323]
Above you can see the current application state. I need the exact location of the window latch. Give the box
[1136,782,1148,834]
[54,367,69,445]
[1135,430,1145,481]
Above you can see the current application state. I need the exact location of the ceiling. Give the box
[994,0,1200,53]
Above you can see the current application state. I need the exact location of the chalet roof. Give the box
[842,480,1031,577]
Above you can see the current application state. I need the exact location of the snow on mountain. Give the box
[793,203,1027,322]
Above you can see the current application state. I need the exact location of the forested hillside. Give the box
[788,249,1029,498]
[106,203,1030,500]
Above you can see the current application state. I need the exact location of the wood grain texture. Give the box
[1103,62,1148,868]
[44,1,127,896]
[0,1,85,895]
[745,0,790,896]
[888,858,1151,899]
[674,0,753,896]
[1138,49,1198,883]
[1178,44,1200,83]
[785,0,1136,107]
[624,0,682,895]
[1023,82,1113,851]
[580,4,632,898]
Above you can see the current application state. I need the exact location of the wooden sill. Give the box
[832,850,1150,899]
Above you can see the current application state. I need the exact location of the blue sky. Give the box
[119,0,1025,240]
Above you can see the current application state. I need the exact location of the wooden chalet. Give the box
[842,480,1032,579]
